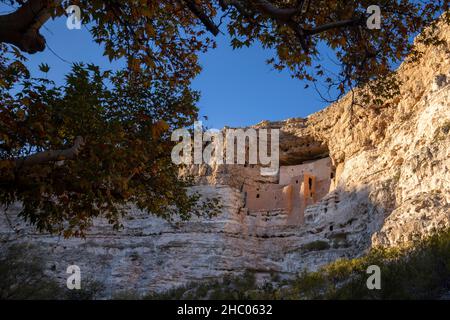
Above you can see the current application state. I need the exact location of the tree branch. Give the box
[220,0,302,21]
[250,0,301,21]
[219,0,254,20]
[304,18,364,36]
[14,136,85,167]
[0,0,60,53]
[221,0,309,50]
[183,0,220,36]
[220,1,364,54]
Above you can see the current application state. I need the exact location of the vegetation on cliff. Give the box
[0,243,103,299]
[2,228,449,299]
[148,228,450,300]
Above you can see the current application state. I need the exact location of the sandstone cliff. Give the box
[0,22,449,297]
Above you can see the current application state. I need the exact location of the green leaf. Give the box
[38,63,50,73]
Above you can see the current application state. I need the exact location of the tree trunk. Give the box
[0,0,59,53]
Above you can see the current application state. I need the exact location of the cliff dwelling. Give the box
[243,157,335,224]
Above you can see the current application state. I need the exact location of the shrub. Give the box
[0,244,104,300]
[0,244,63,299]
[288,229,450,299]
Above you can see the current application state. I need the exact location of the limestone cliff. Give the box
[0,22,449,297]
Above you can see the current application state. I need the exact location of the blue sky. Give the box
[192,35,333,128]
[13,13,332,129]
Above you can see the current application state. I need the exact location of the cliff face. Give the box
[1,24,449,297]
[303,29,450,247]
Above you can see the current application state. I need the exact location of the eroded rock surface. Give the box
[1,22,449,297]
